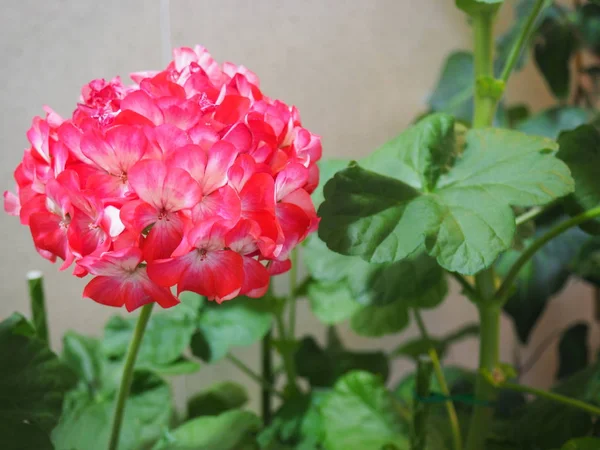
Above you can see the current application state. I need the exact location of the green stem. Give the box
[413,310,463,450]
[227,352,283,400]
[499,0,546,83]
[473,11,497,128]
[515,206,544,226]
[275,309,300,395]
[496,206,600,303]
[27,270,49,344]
[465,303,501,450]
[500,381,600,416]
[450,272,478,300]
[261,331,273,423]
[411,356,434,450]
[288,249,298,338]
[108,303,154,450]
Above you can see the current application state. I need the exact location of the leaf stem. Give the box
[496,206,600,303]
[413,309,463,450]
[499,0,546,83]
[500,381,600,416]
[227,352,283,400]
[515,206,544,226]
[108,303,154,450]
[27,270,49,344]
[411,355,434,450]
[449,272,478,300]
[275,306,300,395]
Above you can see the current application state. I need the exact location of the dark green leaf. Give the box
[558,125,600,234]
[557,323,589,380]
[319,119,573,274]
[503,364,600,448]
[498,217,588,343]
[152,410,260,450]
[571,236,600,285]
[391,323,479,360]
[518,107,590,139]
[53,372,173,450]
[312,159,351,208]
[295,330,389,387]
[534,16,577,99]
[0,421,53,450]
[187,381,248,419]
[560,437,600,449]
[428,52,474,125]
[505,104,531,128]
[192,296,273,362]
[0,313,76,442]
[350,301,411,338]
[321,371,409,450]
[148,357,201,376]
[579,4,600,54]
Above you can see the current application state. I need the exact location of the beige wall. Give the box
[1,0,594,411]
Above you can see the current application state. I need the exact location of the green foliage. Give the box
[497,215,588,343]
[557,323,589,380]
[152,410,261,450]
[579,4,600,54]
[500,364,600,449]
[320,371,409,450]
[303,233,447,336]
[429,52,474,123]
[456,0,504,16]
[558,125,600,234]
[191,296,273,362]
[391,323,479,361]
[187,381,249,419]
[53,371,173,450]
[294,327,389,387]
[559,437,600,450]
[518,107,590,139]
[319,114,573,274]
[0,313,77,449]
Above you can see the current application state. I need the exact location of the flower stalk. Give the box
[108,303,154,450]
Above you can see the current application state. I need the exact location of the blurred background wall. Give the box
[0,0,594,411]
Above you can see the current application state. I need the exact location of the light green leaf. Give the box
[321,371,409,450]
[62,331,104,390]
[319,120,573,274]
[429,52,474,123]
[152,410,260,450]
[187,381,248,419]
[558,125,600,234]
[191,296,273,362]
[518,107,590,139]
[456,0,503,15]
[557,323,589,380]
[0,313,77,441]
[307,282,362,325]
[53,372,173,450]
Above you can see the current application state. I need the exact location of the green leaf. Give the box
[391,323,479,360]
[191,296,273,362]
[456,0,503,15]
[558,125,600,234]
[62,331,105,394]
[0,313,76,444]
[53,371,173,450]
[498,216,588,343]
[103,293,202,370]
[306,281,361,325]
[149,357,201,376]
[557,323,589,380]
[579,4,600,54]
[187,381,248,419]
[319,120,574,274]
[152,410,260,450]
[505,104,531,128]
[428,52,474,126]
[534,15,577,99]
[258,392,327,450]
[518,107,590,139]
[560,437,600,449]
[571,236,600,285]
[350,301,411,338]
[294,329,389,387]
[312,159,350,208]
[321,371,409,450]
[503,364,600,448]
[0,421,54,450]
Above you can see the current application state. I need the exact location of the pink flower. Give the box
[4,46,321,311]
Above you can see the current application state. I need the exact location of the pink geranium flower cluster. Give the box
[4,46,321,311]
